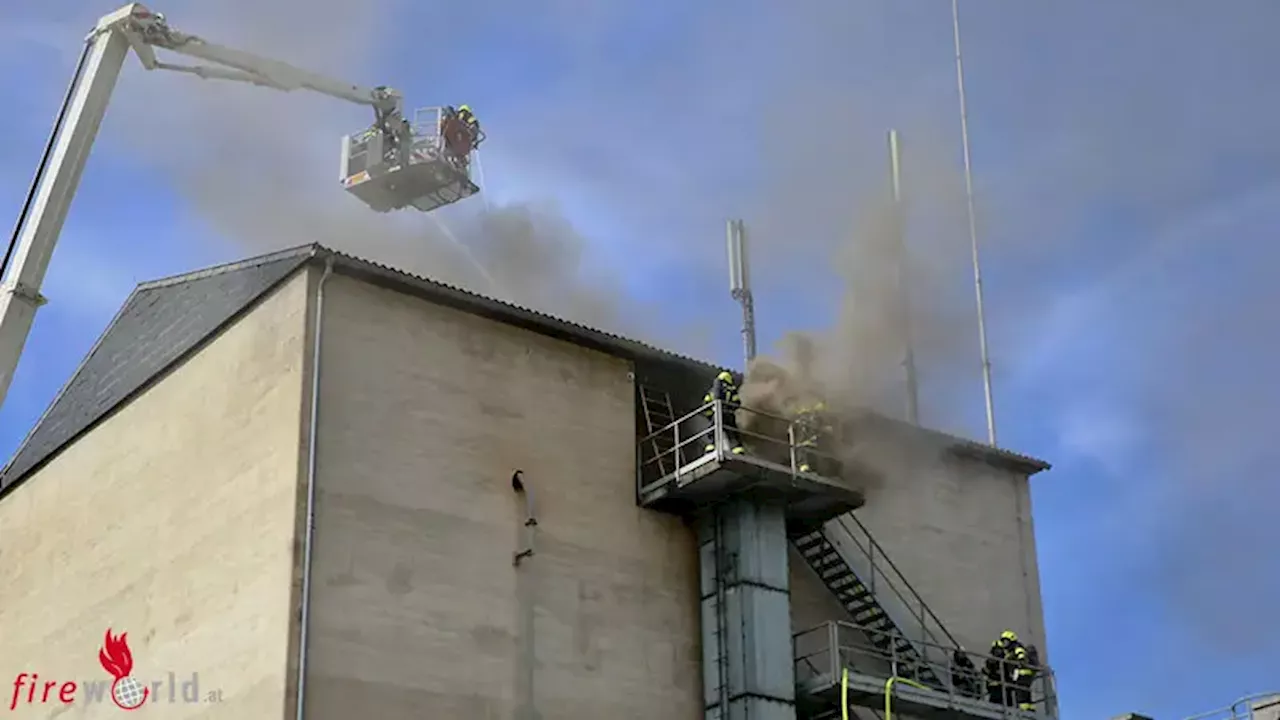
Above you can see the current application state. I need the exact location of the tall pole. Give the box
[951,0,998,446]
[727,219,757,364]
[888,130,920,426]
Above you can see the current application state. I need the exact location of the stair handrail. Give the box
[1183,693,1280,720]
[793,620,1057,717]
[830,513,961,652]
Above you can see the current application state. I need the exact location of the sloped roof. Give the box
[0,248,311,494]
[0,242,1046,498]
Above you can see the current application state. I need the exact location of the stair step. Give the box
[811,552,846,568]
[831,580,864,593]
[794,535,824,549]
[814,560,848,573]
[847,605,879,619]
[840,595,874,610]
[822,572,864,589]
[831,578,866,592]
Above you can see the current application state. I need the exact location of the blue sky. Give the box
[2,1,1279,717]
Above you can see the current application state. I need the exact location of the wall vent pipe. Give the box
[295,255,333,720]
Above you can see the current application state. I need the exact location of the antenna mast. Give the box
[726,219,756,364]
[951,0,998,446]
[888,130,920,426]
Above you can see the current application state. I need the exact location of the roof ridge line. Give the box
[137,243,317,292]
[0,284,146,477]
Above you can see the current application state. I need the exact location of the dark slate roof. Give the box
[0,248,310,495]
[0,242,1047,498]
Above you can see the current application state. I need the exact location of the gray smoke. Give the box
[77,0,683,344]
[733,123,987,493]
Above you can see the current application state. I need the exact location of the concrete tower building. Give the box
[0,245,1052,719]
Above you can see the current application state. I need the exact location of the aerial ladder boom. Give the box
[0,3,483,413]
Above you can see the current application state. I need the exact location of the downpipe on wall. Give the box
[512,470,538,720]
[512,470,537,566]
[295,255,334,720]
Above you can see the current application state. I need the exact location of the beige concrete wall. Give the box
[0,271,311,719]
[303,274,701,719]
[852,456,1049,658]
[1253,696,1280,720]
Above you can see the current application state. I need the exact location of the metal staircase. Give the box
[790,515,1060,720]
[631,379,1057,719]
[638,384,678,477]
[790,513,962,690]
[791,527,944,689]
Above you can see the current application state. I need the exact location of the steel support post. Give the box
[698,499,796,720]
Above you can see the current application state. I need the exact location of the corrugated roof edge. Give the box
[307,245,1048,476]
[862,413,1051,475]
[312,244,720,376]
[952,438,1051,475]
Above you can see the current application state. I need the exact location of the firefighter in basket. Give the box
[442,104,485,167]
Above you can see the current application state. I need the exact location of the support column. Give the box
[698,498,796,720]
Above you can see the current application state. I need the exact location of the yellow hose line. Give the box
[841,668,930,720]
[883,676,929,720]
[841,668,849,720]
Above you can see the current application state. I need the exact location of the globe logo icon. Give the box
[112,676,147,709]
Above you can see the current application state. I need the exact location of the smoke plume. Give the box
[76,0,685,344]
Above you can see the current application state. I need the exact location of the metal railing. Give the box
[794,620,1057,716]
[636,399,846,498]
[824,511,961,675]
[1184,694,1280,720]
[637,400,962,672]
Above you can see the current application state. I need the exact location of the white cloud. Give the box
[1054,401,1138,475]
[43,237,138,322]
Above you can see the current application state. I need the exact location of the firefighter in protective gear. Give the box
[1011,644,1039,710]
[793,401,829,473]
[702,370,744,455]
[457,105,480,134]
[983,630,1022,705]
[951,648,982,699]
[441,105,483,166]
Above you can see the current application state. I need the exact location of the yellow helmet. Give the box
[458,104,472,113]
[814,401,826,412]
[717,371,733,383]
[1000,630,1018,642]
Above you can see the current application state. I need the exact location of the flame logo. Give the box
[98,629,134,680]
[98,629,149,711]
